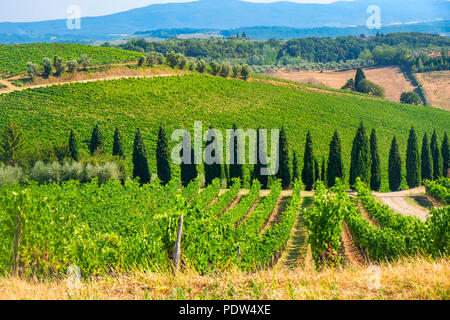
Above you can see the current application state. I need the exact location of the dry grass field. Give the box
[267,66,416,103]
[416,71,450,111]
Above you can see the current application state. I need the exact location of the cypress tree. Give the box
[430,130,441,180]
[292,151,299,181]
[69,130,79,162]
[442,132,449,177]
[302,131,315,191]
[321,156,326,183]
[276,126,291,189]
[180,132,198,187]
[112,128,124,158]
[327,130,343,188]
[229,124,244,186]
[253,128,268,189]
[204,127,222,186]
[314,157,320,182]
[156,125,171,185]
[132,129,151,184]
[89,124,104,155]
[389,136,402,192]
[421,133,432,182]
[354,68,366,92]
[406,126,420,188]
[349,122,370,187]
[370,129,381,191]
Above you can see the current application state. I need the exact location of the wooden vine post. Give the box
[173,214,184,274]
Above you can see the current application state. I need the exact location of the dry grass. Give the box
[416,71,450,111]
[0,257,448,300]
[267,66,415,103]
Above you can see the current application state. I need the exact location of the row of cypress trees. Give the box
[68,124,449,190]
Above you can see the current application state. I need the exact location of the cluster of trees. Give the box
[342,68,385,98]
[400,91,422,105]
[117,33,449,72]
[26,55,92,80]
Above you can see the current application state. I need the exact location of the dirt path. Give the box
[260,196,292,234]
[341,222,368,267]
[373,187,428,222]
[218,192,246,217]
[0,79,15,91]
[277,197,314,270]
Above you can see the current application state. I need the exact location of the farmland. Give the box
[0,43,143,77]
[0,74,449,190]
[266,66,417,104]
[417,71,450,111]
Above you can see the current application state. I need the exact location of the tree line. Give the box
[1,122,449,191]
[27,54,93,80]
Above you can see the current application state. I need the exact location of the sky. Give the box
[0,0,349,23]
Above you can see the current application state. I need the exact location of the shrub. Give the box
[400,91,421,105]
[0,164,24,186]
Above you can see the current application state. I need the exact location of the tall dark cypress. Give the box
[406,126,420,188]
[327,130,344,188]
[276,126,291,189]
[430,130,441,180]
[156,125,171,185]
[389,136,402,192]
[370,129,381,191]
[89,124,104,155]
[442,132,449,177]
[204,126,222,186]
[229,124,244,186]
[349,122,370,187]
[180,132,198,187]
[421,133,432,182]
[112,127,124,158]
[314,158,320,182]
[252,128,268,189]
[321,156,326,183]
[132,129,151,184]
[302,131,315,191]
[292,151,299,181]
[69,130,79,162]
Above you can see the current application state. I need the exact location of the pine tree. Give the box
[389,136,402,192]
[327,130,343,188]
[89,124,104,155]
[112,128,124,158]
[69,130,79,162]
[180,132,197,187]
[276,126,291,189]
[370,129,381,191]
[132,129,151,185]
[430,130,441,180]
[349,122,370,187]
[292,151,299,181]
[302,131,315,191]
[406,126,420,188]
[442,132,449,177]
[321,156,326,183]
[204,127,222,186]
[229,124,244,186]
[156,125,171,185]
[421,133,432,182]
[314,157,320,182]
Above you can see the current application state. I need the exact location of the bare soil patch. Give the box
[267,66,415,103]
[416,71,450,111]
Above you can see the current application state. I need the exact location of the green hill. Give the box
[0,74,448,190]
[0,43,142,76]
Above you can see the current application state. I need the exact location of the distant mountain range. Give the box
[0,0,449,44]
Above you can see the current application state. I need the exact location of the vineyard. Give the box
[0,74,449,190]
[0,43,142,76]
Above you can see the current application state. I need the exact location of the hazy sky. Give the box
[0,0,350,23]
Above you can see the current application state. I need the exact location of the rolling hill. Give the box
[0,0,448,39]
[0,73,448,190]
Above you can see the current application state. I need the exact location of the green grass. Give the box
[0,74,449,189]
[0,43,143,76]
